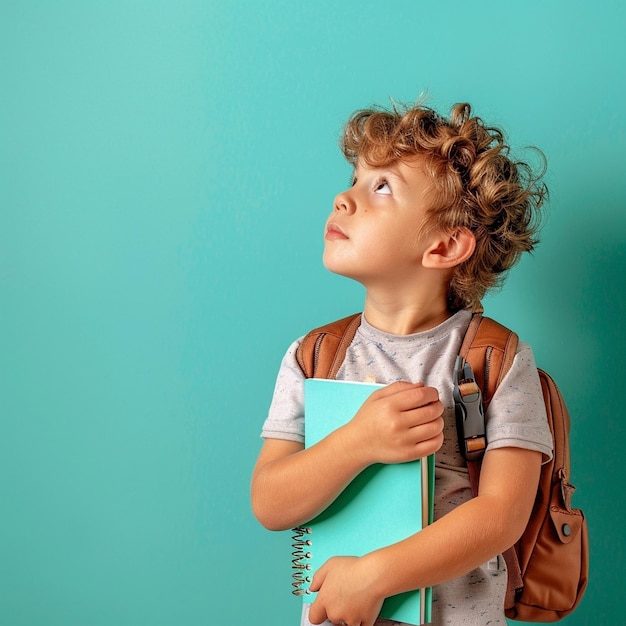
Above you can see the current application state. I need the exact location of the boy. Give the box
[251,101,553,626]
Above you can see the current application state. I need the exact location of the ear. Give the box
[422,227,476,269]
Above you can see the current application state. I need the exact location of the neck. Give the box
[363,291,452,335]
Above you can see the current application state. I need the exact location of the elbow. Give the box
[476,494,533,556]
[251,502,292,532]
[256,517,292,532]
[506,508,532,547]
[494,501,534,553]
[250,481,293,532]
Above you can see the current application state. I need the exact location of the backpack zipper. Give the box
[484,345,493,396]
[312,333,325,376]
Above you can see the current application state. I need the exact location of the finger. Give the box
[308,564,326,593]
[406,407,444,434]
[403,398,445,425]
[369,380,424,400]
[307,597,328,625]
[384,396,443,432]
[387,385,441,413]
[412,429,445,458]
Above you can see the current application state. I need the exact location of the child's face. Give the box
[323,157,438,287]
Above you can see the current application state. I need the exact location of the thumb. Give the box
[307,595,328,626]
[308,563,326,593]
[307,565,329,624]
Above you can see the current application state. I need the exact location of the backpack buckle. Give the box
[453,356,486,461]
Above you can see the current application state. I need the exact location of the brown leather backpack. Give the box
[296,311,589,622]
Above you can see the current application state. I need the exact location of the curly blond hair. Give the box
[340,101,547,309]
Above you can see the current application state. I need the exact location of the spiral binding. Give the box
[291,526,312,596]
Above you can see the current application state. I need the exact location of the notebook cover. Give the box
[300,378,433,625]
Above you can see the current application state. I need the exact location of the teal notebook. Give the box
[292,378,434,625]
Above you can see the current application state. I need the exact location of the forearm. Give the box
[306,483,532,626]
[365,448,541,597]
[251,427,369,530]
[366,493,519,595]
[252,381,445,531]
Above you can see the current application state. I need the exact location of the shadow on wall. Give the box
[545,208,625,386]
[539,203,625,621]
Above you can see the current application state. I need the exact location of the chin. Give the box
[323,263,361,284]
[323,251,367,283]
[323,254,347,276]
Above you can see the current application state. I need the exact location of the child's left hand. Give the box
[307,555,384,626]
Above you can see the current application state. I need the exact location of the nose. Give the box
[333,190,356,214]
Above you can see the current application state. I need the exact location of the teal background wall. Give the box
[1,1,624,624]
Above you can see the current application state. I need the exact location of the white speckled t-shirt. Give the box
[262,308,552,625]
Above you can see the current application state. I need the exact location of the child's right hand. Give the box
[252,381,443,530]
[343,381,444,466]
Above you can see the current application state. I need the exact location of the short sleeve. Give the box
[260,338,306,442]
[485,341,553,463]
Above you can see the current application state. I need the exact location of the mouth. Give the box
[325,222,349,240]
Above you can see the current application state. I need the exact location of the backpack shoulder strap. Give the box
[460,311,524,605]
[460,313,519,407]
[295,313,362,379]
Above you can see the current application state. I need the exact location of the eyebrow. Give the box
[352,164,407,185]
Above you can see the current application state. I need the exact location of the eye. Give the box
[374,179,391,195]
